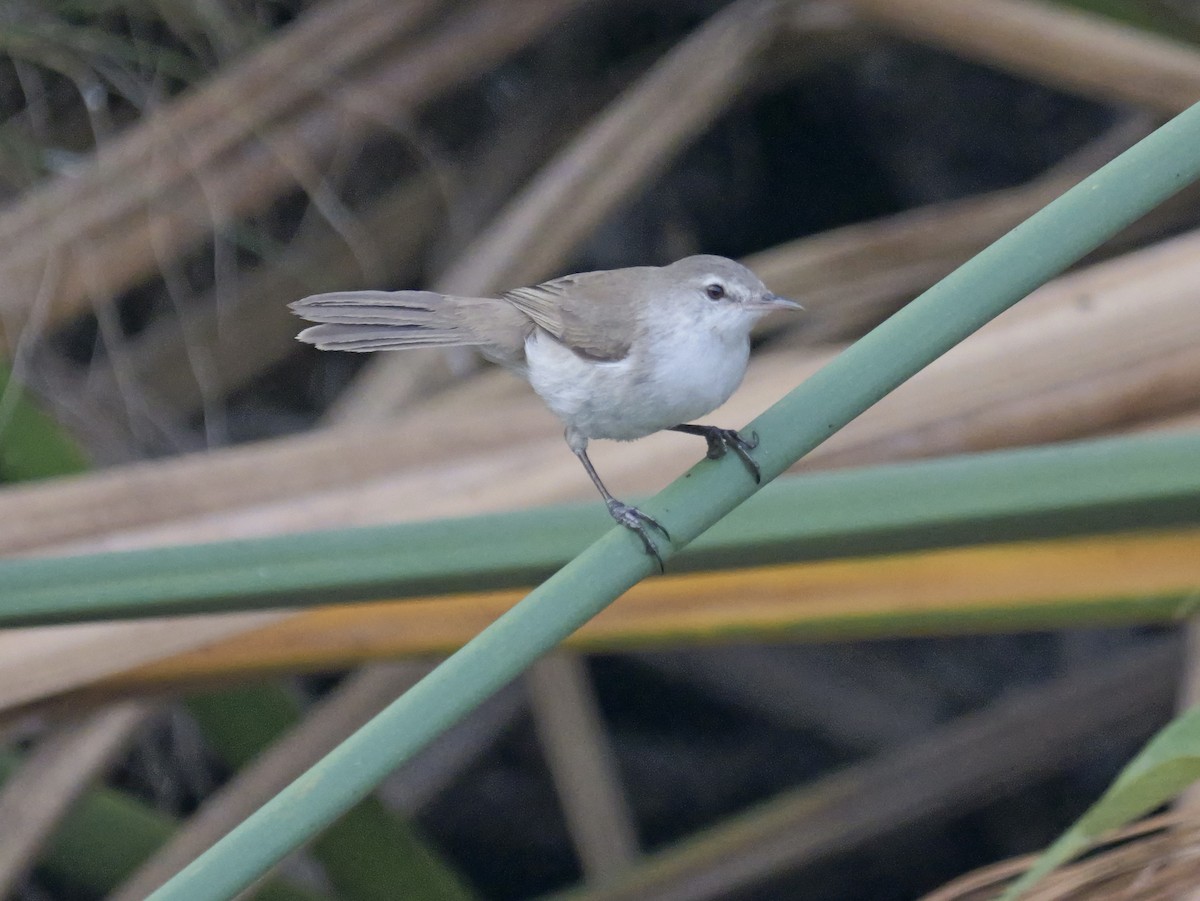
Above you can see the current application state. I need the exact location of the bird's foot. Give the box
[700,428,761,483]
[606,500,670,572]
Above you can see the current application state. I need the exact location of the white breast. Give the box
[524,325,750,442]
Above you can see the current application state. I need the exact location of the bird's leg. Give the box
[572,444,670,571]
[670,424,761,484]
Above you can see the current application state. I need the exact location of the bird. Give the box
[290,255,801,568]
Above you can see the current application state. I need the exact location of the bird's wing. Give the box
[502,270,640,362]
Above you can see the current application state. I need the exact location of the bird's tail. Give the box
[290,290,493,352]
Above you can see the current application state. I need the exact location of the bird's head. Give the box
[664,255,801,332]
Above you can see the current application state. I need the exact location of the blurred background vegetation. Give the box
[1,1,1200,899]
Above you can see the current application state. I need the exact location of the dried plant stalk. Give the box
[847,0,1200,115]
[922,814,1200,901]
[0,0,580,345]
[79,174,440,421]
[0,613,283,712]
[527,653,639,879]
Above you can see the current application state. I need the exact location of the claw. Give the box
[573,442,671,572]
[606,500,670,572]
[702,428,761,484]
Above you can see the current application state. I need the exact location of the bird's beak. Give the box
[745,292,803,312]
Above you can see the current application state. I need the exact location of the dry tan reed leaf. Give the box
[846,0,1200,115]
[747,172,1075,342]
[745,118,1199,343]
[790,227,1200,468]
[0,0,581,346]
[922,814,1200,901]
[0,373,532,555]
[81,174,440,420]
[527,653,640,879]
[0,0,445,345]
[0,614,284,712]
[0,0,443,240]
[1139,408,1200,433]
[442,0,785,298]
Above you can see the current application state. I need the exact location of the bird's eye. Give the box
[705,283,725,300]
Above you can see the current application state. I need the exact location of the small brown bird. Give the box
[292,255,801,567]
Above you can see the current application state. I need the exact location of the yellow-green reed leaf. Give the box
[1000,705,1200,899]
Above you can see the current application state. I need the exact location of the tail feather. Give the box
[295,323,470,352]
[290,290,473,352]
[291,289,531,366]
